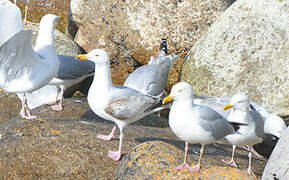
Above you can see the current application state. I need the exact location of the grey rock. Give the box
[262,127,289,180]
[181,0,289,116]
[67,0,233,85]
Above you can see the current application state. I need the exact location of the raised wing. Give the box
[56,55,95,79]
[124,50,177,97]
[0,30,47,91]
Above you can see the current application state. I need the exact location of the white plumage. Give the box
[76,48,176,161]
[223,93,264,176]
[163,82,234,172]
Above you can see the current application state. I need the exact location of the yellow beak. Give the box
[162,95,174,104]
[76,54,88,60]
[223,104,233,110]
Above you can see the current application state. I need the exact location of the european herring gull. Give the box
[17,54,95,110]
[162,82,235,172]
[0,13,59,119]
[193,95,286,139]
[223,93,264,176]
[76,48,176,161]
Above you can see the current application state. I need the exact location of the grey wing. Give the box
[0,30,45,90]
[0,0,23,46]
[124,65,164,96]
[124,52,177,97]
[195,105,234,140]
[250,111,265,139]
[105,95,159,120]
[193,97,231,118]
[56,55,95,79]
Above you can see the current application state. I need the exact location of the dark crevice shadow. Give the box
[227,0,237,6]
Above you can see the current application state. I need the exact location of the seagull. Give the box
[223,93,264,176]
[17,54,95,110]
[193,94,286,154]
[0,13,59,119]
[76,48,176,161]
[162,82,235,172]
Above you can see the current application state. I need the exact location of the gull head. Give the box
[224,93,250,111]
[163,82,194,104]
[77,49,109,65]
[39,14,59,29]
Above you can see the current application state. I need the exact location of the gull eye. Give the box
[177,89,182,93]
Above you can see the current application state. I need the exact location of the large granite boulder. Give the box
[0,99,266,179]
[67,0,234,85]
[181,0,289,116]
[262,127,289,179]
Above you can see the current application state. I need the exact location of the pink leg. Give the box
[251,147,264,159]
[247,146,256,177]
[23,5,29,25]
[97,125,116,141]
[222,145,238,168]
[108,127,123,161]
[174,141,191,170]
[51,88,64,111]
[20,94,36,119]
[187,144,205,172]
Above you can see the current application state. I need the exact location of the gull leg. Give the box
[20,93,36,119]
[251,147,264,159]
[174,141,190,170]
[108,126,123,161]
[188,144,205,172]
[247,146,256,177]
[51,87,64,111]
[97,125,116,141]
[23,4,29,25]
[222,145,238,168]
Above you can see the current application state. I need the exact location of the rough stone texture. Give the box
[262,127,289,180]
[181,0,289,116]
[0,99,266,179]
[13,0,71,33]
[116,141,260,179]
[0,90,21,124]
[68,0,233,85]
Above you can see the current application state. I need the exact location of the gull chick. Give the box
[163,82,234,172]
[223,93,264,176]
[76,49,174,161]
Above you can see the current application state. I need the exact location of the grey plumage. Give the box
[194,105,235,140]
[105,95,160,120]
[0,30,51,93]
[56,55,94,79]
[124,50,177,97]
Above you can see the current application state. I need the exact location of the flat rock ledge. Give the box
[116,141,262,179]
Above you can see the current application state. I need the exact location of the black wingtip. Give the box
[160,38,168,55]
